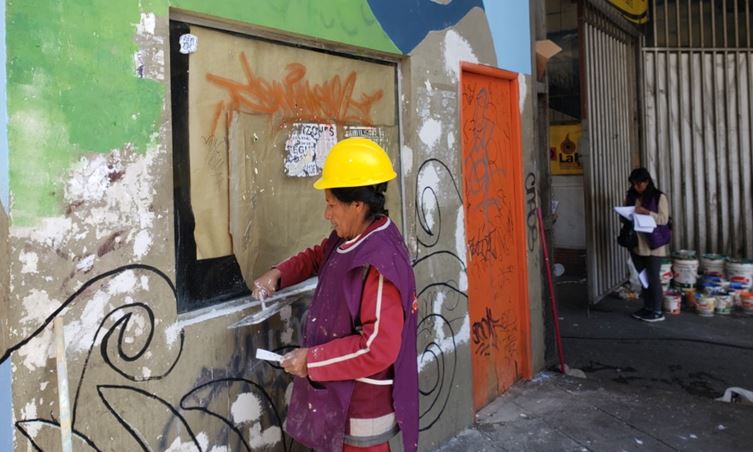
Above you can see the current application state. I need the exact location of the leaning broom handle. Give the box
[54,317,73,452]
[536,207,566,374]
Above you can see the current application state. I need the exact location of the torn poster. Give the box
[283,123,337,177]
[344,126,385,146]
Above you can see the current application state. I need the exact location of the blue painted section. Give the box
[0,361,11,451]
[484,0,532,74]
[0,0,8,208]
[367,0,484,54]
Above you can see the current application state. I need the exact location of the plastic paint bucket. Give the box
[742,292,753,314]
[663,291,682,315]
[673,251,700,288]
[701,254,726,276]
[660,257,673,290]
[715,292,734,315]
[726,259,753,290]
[696,295,716,317]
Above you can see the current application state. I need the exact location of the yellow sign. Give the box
[550,124,583,176]
[608,0,649,24]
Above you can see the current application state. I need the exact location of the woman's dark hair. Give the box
[628,167,660,202]
[330,183,389,220]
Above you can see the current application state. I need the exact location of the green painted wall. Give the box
[6,0,398,225]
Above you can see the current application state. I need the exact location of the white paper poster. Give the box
[283,123,337,177]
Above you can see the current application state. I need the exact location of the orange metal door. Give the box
[460,63,532,410]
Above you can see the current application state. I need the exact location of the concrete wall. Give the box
[1,1,543,450]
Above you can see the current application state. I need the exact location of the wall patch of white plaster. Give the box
[231,393,262,424]
[133,229,152,258]
[447,130,456,150]
[63,289,113,353]
[424,79,433,93]
[107,270,137,295]
[179,34,198,54]
[249,424,282,448]
[40,381,49,391]
[76,254,96,273]
[417,292,471,372]
[18,328,53,371]
[21,401,40,437]
[417,164,441,230]
[137,12,156,36]
[518,74,528,113]
[455,209,468,284]
[419,118,442,151]
[209,447,229,452]
[141,367,152,379]
[19,250,38,274]
[283,123,337,177]
[443,30,478,82]
[20,290,60,328]
[401,145,414,175]
[164,436,201,452]
[164,322,181,347]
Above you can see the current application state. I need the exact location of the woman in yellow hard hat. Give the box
[251,137,419,452]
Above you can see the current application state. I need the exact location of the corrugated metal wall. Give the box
[581,1,641,302]
[643,0,753,258]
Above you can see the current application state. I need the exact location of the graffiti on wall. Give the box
[206,53,384,136]
[412,155,467,431]
[2,264,291,451]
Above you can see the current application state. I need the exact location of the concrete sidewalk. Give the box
[436,372,753,451]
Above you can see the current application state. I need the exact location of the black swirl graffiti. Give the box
[525,172,538,251]
[414,158,463,249]
[2,264,289,451]
[417,313,457,432]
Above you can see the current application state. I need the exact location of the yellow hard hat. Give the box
[313,137,397,190]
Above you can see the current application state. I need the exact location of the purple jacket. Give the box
[285,218,418,452]
[626,190,671,249]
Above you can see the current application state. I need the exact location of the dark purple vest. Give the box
[285,219,418,452]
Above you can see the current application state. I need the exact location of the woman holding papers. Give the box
[626,168,672,323]
[251,138,418,452]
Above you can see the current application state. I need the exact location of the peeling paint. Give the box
[401,145,414,175]
[20,290,61,328]
[17,328,53,371]
[455,209,467,285]
[164,435,201,452]
[442,30,478,82]
[20,401,39,437]
[231,392,262,424]
[248,423,282,448]
[518,74,528,113]
[19,250,38,274]
[133,229,152,258]
[418,164,441,230]
[419,118,442,150]
[76,254,96,273]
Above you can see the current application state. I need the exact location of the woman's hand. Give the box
[635,206,651,215]
[252,269,281,300]
[281,348,309,378]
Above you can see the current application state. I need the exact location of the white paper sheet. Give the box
[255,348,283,363]
[633,214,657,233]
[614,206,635,220]
[638,269,649,289]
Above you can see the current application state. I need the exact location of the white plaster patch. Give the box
[248,423,282,449]
[419,118,442,151]
[19,251,38,274]
[76,254,96,273]
[20,290,60,327]
[443,30,478,82]
[424,79,433,93]
[231,393,262,424]
[140,275,150,291]
[417,292,471,372]
[518,74,528,113]
[18,328,53,371]
[165,322,182,347]
[401,145,414,175]
[133,229,152,258]
[209,447,229,452]
[40,381,49,391]
[164,436,200,452]
[21,401,40,437]
[108,270,137,295]
[137,12,156,36]
[63,289,113,353]
[14,217,74,249]
[447,130,456,150]
[195,433,209,451]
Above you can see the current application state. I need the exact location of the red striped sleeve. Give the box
[306,267,404,381]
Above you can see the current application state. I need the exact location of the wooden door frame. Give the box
[459,61,534,387]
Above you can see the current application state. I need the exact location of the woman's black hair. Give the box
[628,167,660,202]
[330,183,389,220]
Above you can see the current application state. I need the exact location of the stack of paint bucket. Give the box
[668,250,699,314]
[726,258,753,315]
[661,257,682,314]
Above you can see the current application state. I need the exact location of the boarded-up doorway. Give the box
[460,63,532,410]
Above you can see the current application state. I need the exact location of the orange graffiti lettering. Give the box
[205,52,384,135]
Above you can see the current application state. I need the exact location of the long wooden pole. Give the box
[53,317,73,452]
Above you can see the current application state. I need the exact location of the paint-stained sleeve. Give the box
[275,237,328,289]
[306,267,403,381]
